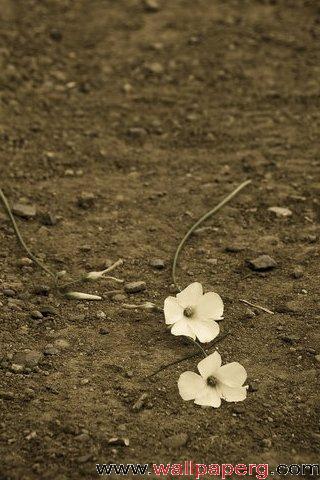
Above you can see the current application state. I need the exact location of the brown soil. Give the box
[0,0,319,478]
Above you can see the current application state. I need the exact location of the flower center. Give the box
[206,375,218,388]
[183,306,194,318]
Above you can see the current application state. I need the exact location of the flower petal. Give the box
[216,362,247,387]
[164,296,184,325]
[197,351,222,378]
[170,319,196,339]
[189,319,220,343]
[196,292,224,321]
[176,282,203,308]
[217,384,248,402]
[178,371,205,401]
[194,386,221,408]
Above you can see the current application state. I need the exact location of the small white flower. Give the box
[65,291,102,300]
[178,351,248,408]
[164,282,223,343]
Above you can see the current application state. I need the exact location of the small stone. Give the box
[30,310,43,319]
[165,433,188,449]
[39,306,58,316]
[143,0,160,12]
[280,335,300,344]
[248,382,258,392]
[132,393,148,411]
[11,364,24,373]
[77,192,96,209]
[206,258,218,266]
[314,354,320,363]
[268,206,292,218]
[33,285,50,296]
[99,327,109,335]
[108,437,130,446]
[225,244,244,253]
[75,433,90,442]
[261,438,272,448]
[248,255,277,271]
[3,289,15,297]
[17,257,33,267]
[12,203,37,219]
[44,344,59,356]
[49,29,62,41]
[124,281,146,294]
[127,127,147,138]
[145,62,164,75]
[79,378,89,386]
[113,293,127,302]
[244,308,256,319]
[40,212,58,226]
[149,258,165,269]
[96,311,106,319]
[53,338,70,349]
[292,266,304,279]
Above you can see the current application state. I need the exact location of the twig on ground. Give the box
[146,331,230,378]
[172,179,252,290]
[0,188,56,278]
[239,299,274,315]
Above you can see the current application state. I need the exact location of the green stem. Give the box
[172,179,252,290]
[0,188,56,278]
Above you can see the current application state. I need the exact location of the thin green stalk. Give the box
[0,188,56,278]
[172,179,252,290]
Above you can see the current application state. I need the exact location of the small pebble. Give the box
[127,127,147,138]
[149,258,165,269]
[315,354,320,363]
[143,0,160,12]
[206,258,218,266]
[145,62,164,75]
[108,437,130,446]
[292,266,304,279]
[40,212,58,226]
[280,335,300,344]
[12,203,37,219]
[44,344,59,356]
[40,306,58,316]
[17,257,33,267]
[124,281,146,294]
[53,338,70,349]
[261,438,272,448]
[33,285,50,296]
[96,311,106,319]
[99,327,109,335]
[268,206,292,218]
[248,255,277,271]
[113,293,127,302]
[77,192,96,209]
[30,310,43,319]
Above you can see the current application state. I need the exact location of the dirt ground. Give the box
[0,0,319,478]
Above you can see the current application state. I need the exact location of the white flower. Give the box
[65,291,102,300]
[164,282,223,343]
[178,351,248,408]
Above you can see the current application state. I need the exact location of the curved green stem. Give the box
[172,179,252,290]
[0,188,56,278]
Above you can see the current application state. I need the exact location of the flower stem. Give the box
[0,188,56,279]
[186,337,207,358]
[172,179,252,290]
[146,331,230,378]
